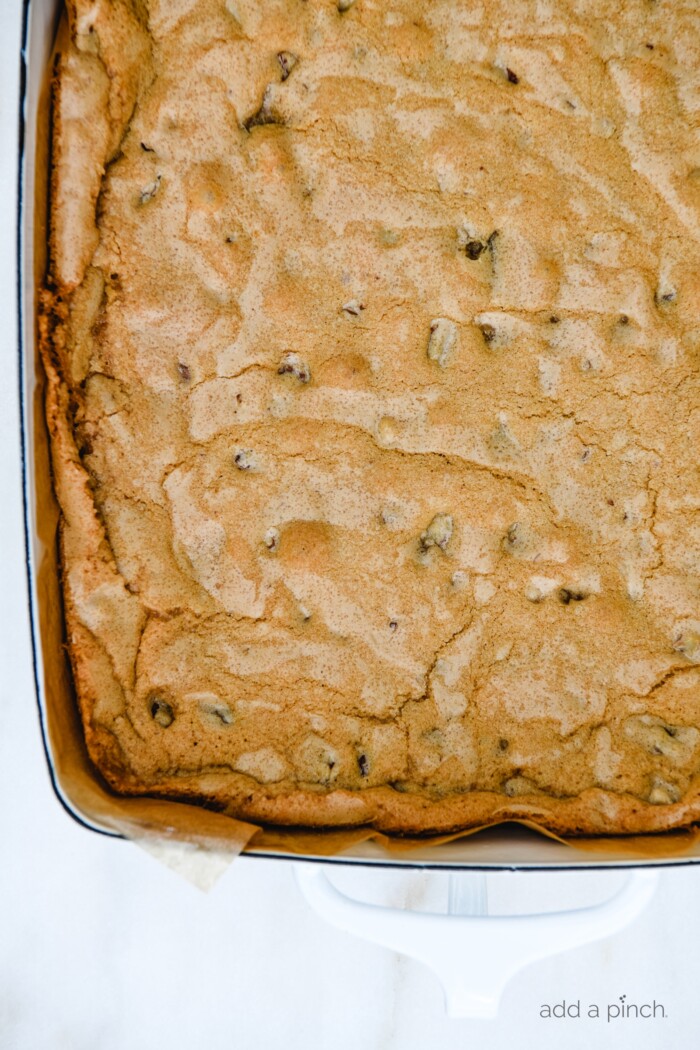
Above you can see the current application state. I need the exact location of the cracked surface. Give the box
[42,0,700,834]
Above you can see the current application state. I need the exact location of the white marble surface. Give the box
[2,4,699,1047]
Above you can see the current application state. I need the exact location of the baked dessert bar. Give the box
[42,0,700,835]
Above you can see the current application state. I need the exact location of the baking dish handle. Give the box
[294,864,659,1019]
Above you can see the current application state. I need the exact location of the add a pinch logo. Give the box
[540,995,667,1021]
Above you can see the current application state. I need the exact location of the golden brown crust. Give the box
[44,0,700,837]
[50,2,151,292]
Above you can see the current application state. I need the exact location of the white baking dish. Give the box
[19,0,700,874]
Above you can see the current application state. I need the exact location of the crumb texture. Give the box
[45,0,700,834]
